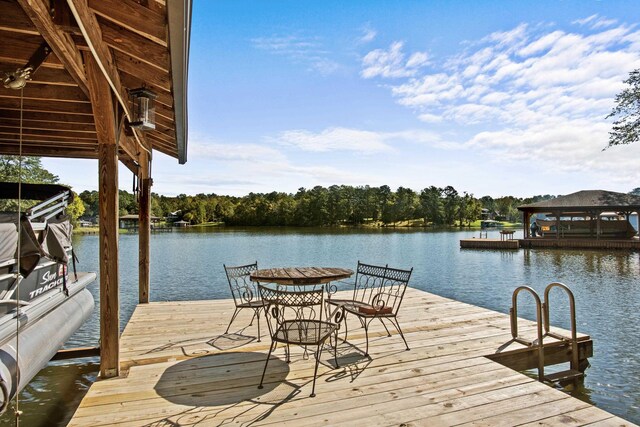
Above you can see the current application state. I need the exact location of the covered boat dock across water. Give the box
[518,190,640,249]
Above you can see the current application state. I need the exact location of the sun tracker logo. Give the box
[29,269,65,299]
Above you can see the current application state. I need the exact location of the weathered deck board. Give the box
[68,288,634,426]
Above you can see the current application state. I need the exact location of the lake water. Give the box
[1,227,639,426]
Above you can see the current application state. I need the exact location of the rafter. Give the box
[115,51,171,91]
[67,0,150,162]
[0,126,97,140]
[0,117,95,132]
[0,0,39,35]
[0,108,95,123]
[99,19,169,72]
[0,131,96,143]
[0,97,93,114]
[0,143,98,158]
[0,84,88,103]
[17,0,88,96]
[88,0,166,46]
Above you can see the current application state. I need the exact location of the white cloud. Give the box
[572,15,598,26]
[361,41,429,79]
[189,140,287,162]
[251,34,340,75]
[359,26,377,44]
[358,18,640,184]
[483,23,529,49]
[378,20,640,130]
[270,127,392,153]
[418,113,443,123]
[269,127,443,153]
[573,14,618,30]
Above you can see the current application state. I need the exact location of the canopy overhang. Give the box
[0,0,191,166]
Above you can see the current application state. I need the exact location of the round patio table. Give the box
[250,267,353,286]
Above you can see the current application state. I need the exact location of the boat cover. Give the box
[0,214,43,276]
[0,214,72,277]
[0,182,74,203]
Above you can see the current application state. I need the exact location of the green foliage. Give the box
[74,182,548,228]
[419,186,443,225]
[78,190,100,218]
[66,193,85,227]
[0,156,59,184]
[607,69,640,147]
[0,155,60,211]
[136,184,528,227]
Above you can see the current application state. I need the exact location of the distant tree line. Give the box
[77,185,555,227]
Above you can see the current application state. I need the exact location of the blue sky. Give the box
[45,0,640,197]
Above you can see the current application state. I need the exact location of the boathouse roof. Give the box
[518,190,640,212]
[0,0,191,165]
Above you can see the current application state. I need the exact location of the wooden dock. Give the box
[461,237,640,250]
[460,238,519,249]
[519,238,640,250]
[68,288,634,426]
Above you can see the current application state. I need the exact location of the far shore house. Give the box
[119,214,161,230]
[518,190,640,240]
[167,210,182,222]
[78,219,94,228]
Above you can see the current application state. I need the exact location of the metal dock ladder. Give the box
[510,283,585,383]
[542,282,584,383]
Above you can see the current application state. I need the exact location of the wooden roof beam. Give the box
[0,30,64,68]
[66,0,151,162]
[0,143,97,158]
[114,51,171,92]
[0,0,40,35]
[118,153,138,174]
[0,84,88,103]
[118,123,141,167]
[0,127,97,140]
[0,132,97,143]
[88,0,167,46]
[0,117,95,132]
[0,108,95,123]
[0,97,93,114]
[17,0,88,96]
[99,20,169,73]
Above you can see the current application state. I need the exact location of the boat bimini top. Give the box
[0,182,74,278]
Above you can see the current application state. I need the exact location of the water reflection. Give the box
[0,361,98,427]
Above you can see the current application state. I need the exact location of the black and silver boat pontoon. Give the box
[0,182,96,411]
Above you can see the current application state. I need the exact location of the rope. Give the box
[13,86,24,426]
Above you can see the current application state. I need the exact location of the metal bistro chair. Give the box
[258,284,340,397]
[327,261,413,357]
[223,262,263,341]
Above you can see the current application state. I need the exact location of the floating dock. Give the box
[461,237,640,250]
[68,288,634,426]
[460,238,519,249]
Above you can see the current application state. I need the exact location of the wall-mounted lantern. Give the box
[129,88,157,131]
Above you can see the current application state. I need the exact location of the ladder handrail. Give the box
[510,285,545,381]
[543,282,579,371]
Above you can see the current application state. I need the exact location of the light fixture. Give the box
[2,42,50,90]
[2,68,32,90]
[129,88,157,131]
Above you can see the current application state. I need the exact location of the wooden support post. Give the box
[139,149,151,304]
[85,53,120,379]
